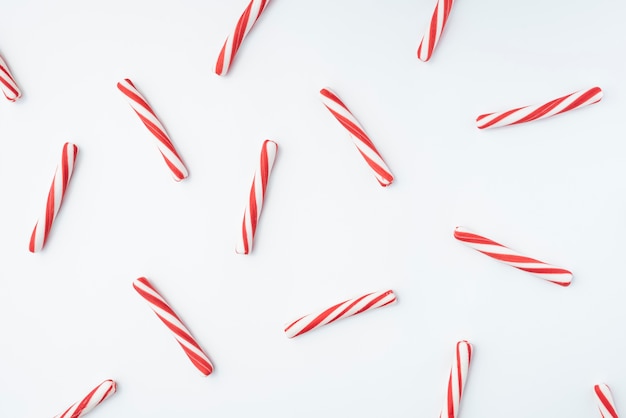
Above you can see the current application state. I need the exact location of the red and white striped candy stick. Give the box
[54,379,116,418]
[417,0,455,62]
[476,87,603,129]
[214,0,270,76]
[133,277,213,376]
[454,226,573,287]
[0,53,21,101]
[284,290,396,338]
[439,341,472,418]
[595,384,619,418]
[236,139,278,255]
[117,79,188,181]
[320,88,394,187]
[29,142,78,253]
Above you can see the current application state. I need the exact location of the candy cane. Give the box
[284,290,396,338]
[417,0,455,62]
[454,226,573,287]
[133,277,213,376]
[54,379,116,418]
[117,79,188,181]
[236,140,278,254]
[595,384,619,418]
[214,0,270,76]
[0,53,21,101]
[29,143,78,253]
[439,341,472,418]
[320,88,394,187]
[476,87,603,129]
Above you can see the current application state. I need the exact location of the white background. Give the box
[0,0,625,417]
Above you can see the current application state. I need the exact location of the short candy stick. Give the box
[214,0,270,76]
[454,226,573,287]
[439,341,472,418]
[29,142,78,253]
[320,88,394,187]
[417,0,455,62]
[54,379,116,418]
[117,79,188,181]
[284,290,396,338]
[476,87,603,129]
[236,139,278,255]
[133,277,214,376]
[595,384,619,418]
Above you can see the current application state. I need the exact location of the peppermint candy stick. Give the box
[236,140,278,254]
[320,88,394,187]
[439,341,472,418]
[595,384,619,418]
[29,143,78,253]
[417,0,455,62]
[54,379,116,418]
[133,277,213,376]
[454,226,573,287]
[0,53,21,101]
[476,87,603,129]
[215,0,270,76]
[117,79,188,181]
[284,290,396,338]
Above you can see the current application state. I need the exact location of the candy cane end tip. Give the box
[132,277,149,289]
[553,278,572,287]
[263,139,278,151]
[199,365,213,376]
[453,226,467,236]
[416,45,431,62]
[235,247,249,255]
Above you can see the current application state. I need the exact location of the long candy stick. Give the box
[454,226,573,287]
[54,380,116,418]
[417,0,455,62]
[236,140,278,254]
[117,79,188,181]
[133,277,213,376]
[284,290,396,338]
[320,88,394,186]
[29,143,78,253]
[215,0,270,76]
[439,341,472,418]
[476,87,602,129]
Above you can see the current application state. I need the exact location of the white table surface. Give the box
[1,0,625,417]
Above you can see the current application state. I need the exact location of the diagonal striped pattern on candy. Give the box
[417,0,455,62]
[215,0,270,76]
[320,88,394,186]
[117,79,188,181]
[54,379,116,418]
[476,87,603,129]
[453,226,573,286]
[284,290,396,338]
[0,53,21,101]
[439,341,472,418]
[595,384,619,418]
[29,142,79,253]
[236,139,278,255]
[133,277,213,376]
